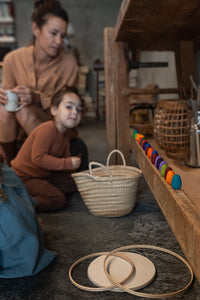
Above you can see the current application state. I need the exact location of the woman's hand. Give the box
[11,85,33,106]
[0,88,7,105]
[71,156,81,170]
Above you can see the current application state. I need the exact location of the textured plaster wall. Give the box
[15,0,122,64]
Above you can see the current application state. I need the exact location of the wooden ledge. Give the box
[130,133,200,282]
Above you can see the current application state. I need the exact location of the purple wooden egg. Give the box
[142,141,148,150]
[155,156,163,169]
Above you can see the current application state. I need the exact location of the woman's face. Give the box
[33,15,67,58]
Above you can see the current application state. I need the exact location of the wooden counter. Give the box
[130,133,200,282]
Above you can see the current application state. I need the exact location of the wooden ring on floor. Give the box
[69,251,135,292]
[103,245,194,298]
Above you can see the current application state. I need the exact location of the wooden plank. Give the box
[115,0,200,50]
[104,28,117,158]
[124,87,180,96]
[130,134,200,283]
[115,41,130,164]
[175,41,197,90]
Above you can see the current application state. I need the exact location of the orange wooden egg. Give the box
[166,170,175,185]
[147,147,153,158]
[136,134,141,141]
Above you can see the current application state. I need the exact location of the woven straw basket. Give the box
[72,150,142,217]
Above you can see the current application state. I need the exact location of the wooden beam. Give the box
[104,28,117,161]
[114,41,130,164]
[175,41,197,91]
[104,28,131,164]
[124,88,180,96]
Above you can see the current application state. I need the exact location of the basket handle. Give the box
[106,150,126,167]
[89,162,113,178]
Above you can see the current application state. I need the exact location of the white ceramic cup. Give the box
[2,90,24,112]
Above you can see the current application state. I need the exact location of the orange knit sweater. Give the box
[11,121,73,178]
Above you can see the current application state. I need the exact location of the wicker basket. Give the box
[72,150,142,217]
[159,100,191,159]
[153,100,170,149]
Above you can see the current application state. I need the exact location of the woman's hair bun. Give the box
[34,0,44,9]
[34,0,61,10]
[31,0,68,29]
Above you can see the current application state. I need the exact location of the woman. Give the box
[0,0,88,169]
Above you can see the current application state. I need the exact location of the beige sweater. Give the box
[2,45,78,110]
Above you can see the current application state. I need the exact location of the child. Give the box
[0,163,56,278]
[11,86,83,212]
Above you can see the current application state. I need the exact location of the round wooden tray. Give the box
[87,251,156,292]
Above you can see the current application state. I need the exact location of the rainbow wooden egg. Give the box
[159,161,167,172]
[147,147,153,158]
[161,164,168,177]
[164,167,172,179]
[138,137,143,145]
[144,143,151,151]
[142,141,148,150]
[136,134,141,141]
[151,150,158,156]
[151,152,158,164]
[171,174,182,189]
[145,146,151,155]
[141,139,147,148]
[133,129,139,139]
[166,170,175,184]
[155,156,163,169]
[140,138,145,146]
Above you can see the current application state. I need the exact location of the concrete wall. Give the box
[13,0,122,99]
[138,51,179,100]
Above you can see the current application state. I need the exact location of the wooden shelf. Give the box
[0,36,15,42]
[0,1,16,46]
[104,0,200,283]
[115,0,200,50]
[0,17,13,22]
[130,134,200,282]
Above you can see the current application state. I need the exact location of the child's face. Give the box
[51,92,82,133]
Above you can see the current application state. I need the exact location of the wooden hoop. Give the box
[103,245,193,298]
[69,251,135,292]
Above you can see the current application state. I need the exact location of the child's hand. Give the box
[71,156,81,169]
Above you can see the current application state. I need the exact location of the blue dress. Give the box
[0,164,56,278]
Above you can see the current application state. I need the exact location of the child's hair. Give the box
[51,86,82,108]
